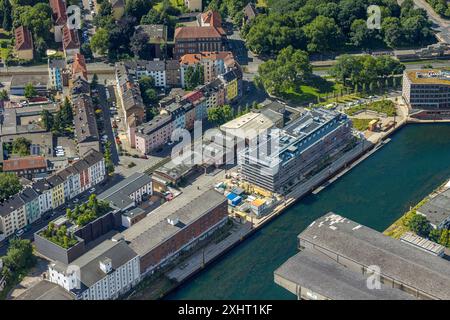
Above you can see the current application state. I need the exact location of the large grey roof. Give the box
[98,173,151,210]
[275,248,416,300]
[122,189,226,256]
[55,239,138,288]
[299,212,450,300]
[0,195,25,216]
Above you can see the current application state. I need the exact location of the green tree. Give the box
[0,173,22,201]
[407,214,432,238]
[207,104,234,125]
[90,28,109,55]
[12,137,31,156]
[24,82,37,99]
[40,109,54,131]
[255,45,312,96]
[0,89,8,101]
[303,15,342,53]
[104,141,114,175]
[184,65,204,90]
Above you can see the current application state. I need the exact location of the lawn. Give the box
[0,30,12,62]
[351,118,376,131]
[384,198,429,239]
[154,0,185,11]
[345,99,396,117]
[281,76,346,105]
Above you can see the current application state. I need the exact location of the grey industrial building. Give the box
[275,213,450,300]
[238,108,354,194]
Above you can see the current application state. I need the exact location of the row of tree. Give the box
[426,0,450,18]
[242,0,435,56]
[330,54,405,88]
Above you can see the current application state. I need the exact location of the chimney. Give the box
[99,258,112,274]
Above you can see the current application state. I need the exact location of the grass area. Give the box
[256,0,268,7]
[154,0,184,11]
[351,118,376,131]
[282,77,346,104]
[0,30,12,62]
[383,198,429,239]
[345,99,396,117]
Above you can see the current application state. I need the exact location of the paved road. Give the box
[97,84,120,165]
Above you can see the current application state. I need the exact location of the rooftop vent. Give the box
[167,217,179,226]
[99,258,112,274]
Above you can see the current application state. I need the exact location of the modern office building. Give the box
[239,108,353,194]
[402,69,450,118]
[275,212,450,300]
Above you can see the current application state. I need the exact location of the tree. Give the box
[407,214,432,238]
[2,0,12,31]
[0,89,8,101]
[40,109,54,131]
[104,141,114,175]
[130,32,151,59]
[90,28,109,55]
[12,137,31,156]
[91,73,99,90]
[207,105,234,125]
[184,65,204,90]
[303,15,342,53]
[0,173,22,201]
[255,46,312,96]
[125,0,152,22]
[60,97,73,128]
[24,82,37,99]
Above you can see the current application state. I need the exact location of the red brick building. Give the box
[123,189,228,274]
[174,26,227,59]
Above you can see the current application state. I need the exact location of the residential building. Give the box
[49,0,67,42]
[174,26,226,59]
[14,26,34,61]
[2,156,47,179]
[239,108,354,194]
[115,62,146,147]
[72,53,88,81]
[57,166,81,200]
[47,174,65,209]
[275,212,450,300]
[48,239,140,300]
[48,59,67,91]
[180,51,237,87]
[73,95,100,156]
[0,196,26,237]
[62,25,81,60]
[134,114,173,154]
[122,189,228,275]
[33,179,53,215]
[19,187,41,224]
[402,69,450,119]
[218,68,242,103]
[184,0,202,11]
[83,148,106,187]
[165,59,181,87]
[109,0,125,20]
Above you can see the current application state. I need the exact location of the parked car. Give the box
[89,188,95,194]
[15,229,24,237]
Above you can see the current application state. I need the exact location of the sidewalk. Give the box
[166,220,253,282]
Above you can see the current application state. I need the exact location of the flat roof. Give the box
[275,248,416,300]
[417,190,450,227]
[122,189,226,256]
[299,212,450,300]
[405,69,450,85]
[400,232,445,256]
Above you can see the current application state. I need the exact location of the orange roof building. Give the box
[14,26,34,60]
[62,25,80,59]
[3,156,47,178]
[200,10,222,28]
[72,53,88,80]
